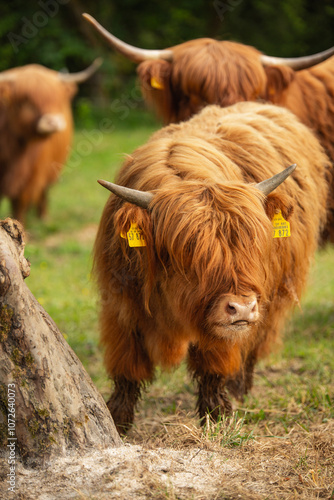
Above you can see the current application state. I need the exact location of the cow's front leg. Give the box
[196,372,232,423]
[189,342,256,423]
[226,347,258,401]
[188,343,234,423]
[106,375,142,434]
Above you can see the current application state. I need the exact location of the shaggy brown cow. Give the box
[0,59,101,222]
[83,14,334,243]
[93,102,329,433]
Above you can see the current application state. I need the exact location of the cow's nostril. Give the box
[226,304,237,316]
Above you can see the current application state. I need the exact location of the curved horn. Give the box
[59,57,103,83]
[83,13,173,63]
[256,164,296,196]
[260,46,334,71]
[98,179,153,209]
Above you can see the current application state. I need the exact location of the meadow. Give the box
[1,111,333,499]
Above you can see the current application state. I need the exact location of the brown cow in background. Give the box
[83,14,334,243]
[0,59,101,223]
[93,101,329,433]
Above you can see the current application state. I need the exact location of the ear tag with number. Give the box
[272,210,291,238]
[120,222,146,247]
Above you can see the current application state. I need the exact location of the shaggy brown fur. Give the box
[0,64,76,222]
[138,40,265,123]
[93,102,329,431]
[137,40,334,242]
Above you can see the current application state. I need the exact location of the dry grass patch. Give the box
[5,417,333,499]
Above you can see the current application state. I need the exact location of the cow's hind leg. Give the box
[107,376,143,434]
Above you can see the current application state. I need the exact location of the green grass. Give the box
[239,250,334,435]
[203,412,255,447]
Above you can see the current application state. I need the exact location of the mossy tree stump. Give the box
[0,219,122,467]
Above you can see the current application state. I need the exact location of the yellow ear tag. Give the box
[121,222,146,247]
[272,210,291,238]
[268,86,275,97]
[150,76,164,90]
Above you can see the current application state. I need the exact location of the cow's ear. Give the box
[264,65,295,101]
[62,81,78,100]
[115,202,153,248]
[137,60,173,122]
[114,202,156,312]
[137,59,172,92]
[264,193,294,221]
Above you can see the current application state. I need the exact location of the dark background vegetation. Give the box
[1,0,334,126]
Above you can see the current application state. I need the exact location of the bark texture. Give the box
[0,219,122,467]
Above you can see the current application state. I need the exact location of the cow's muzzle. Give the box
[223,295,259,325]
[210,293,259,335]
[37,113,66,135]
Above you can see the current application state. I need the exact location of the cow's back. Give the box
[116,102,329,220]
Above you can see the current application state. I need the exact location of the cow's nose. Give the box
[225,297,259,323]
[37,113,66,134]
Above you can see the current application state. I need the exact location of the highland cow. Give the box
[0,59,101,222]
[83,13,334,242]
[93,102,329,433]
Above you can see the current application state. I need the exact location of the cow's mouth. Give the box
[210,319,254,340]
[212,320,251,330]
[232,320,249,326]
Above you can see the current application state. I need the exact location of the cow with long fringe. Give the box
[93,101,329,433]
[0,59,101,222]
[83,14,334,242]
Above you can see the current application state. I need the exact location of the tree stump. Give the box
[0,219,122,468]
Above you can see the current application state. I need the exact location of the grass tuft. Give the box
[202,411,255,447]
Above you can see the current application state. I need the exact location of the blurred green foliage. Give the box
[0,0,333,118]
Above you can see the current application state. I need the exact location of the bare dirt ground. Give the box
[1,405,333,500]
